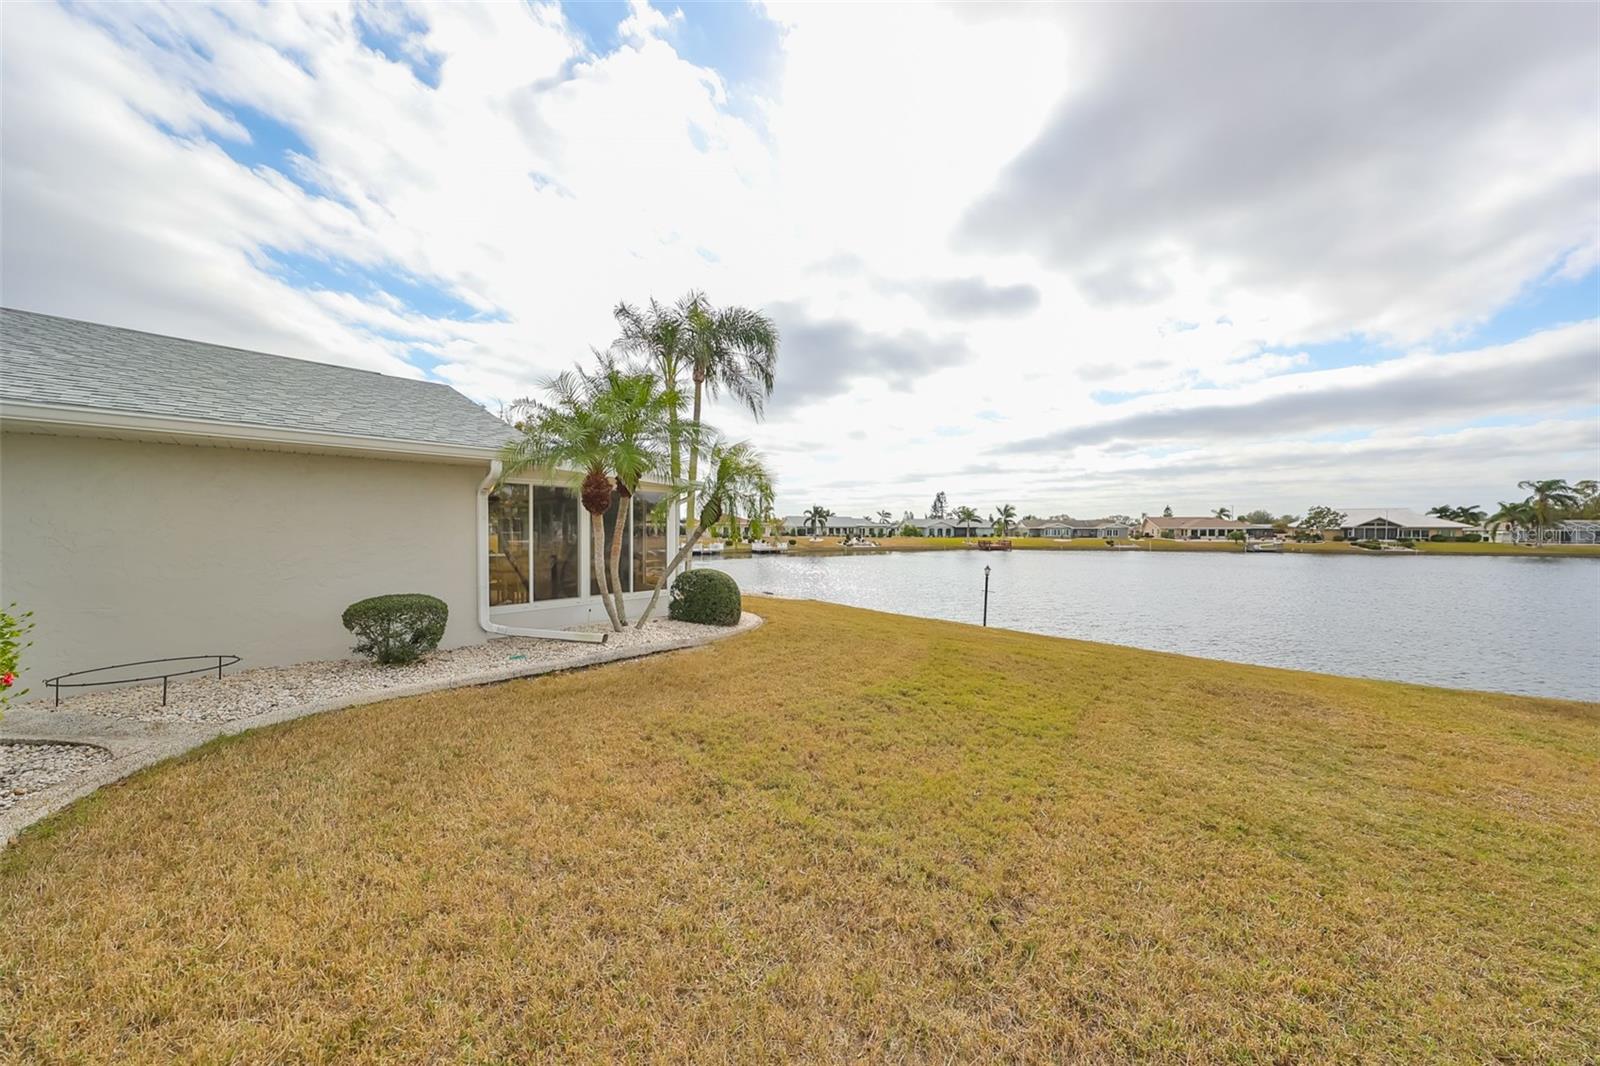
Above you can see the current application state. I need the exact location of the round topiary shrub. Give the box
[341,593,448,665]
[668,569,742,626]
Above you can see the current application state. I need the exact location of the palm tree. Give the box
[876,509,893,530]
[1487,500,1535,544]
[1455,505,1486,527]
[1212,506,1232,520]
[678,292,779,557]
[612,298,688,482]
[805,505,832,535]
[501,369,624,630]
[952,505,981,537]
[588,359,676,627]
[635,439,775,628]
[993,503,1017,537]
[1518,479,1580,545]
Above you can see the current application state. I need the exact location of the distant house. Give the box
[1023,516,1130,539]
[0,308,679,698]
[905,517,992,538]
[780,515,896,537]
[1336,508,1473,541]
[1139,516,1266,540]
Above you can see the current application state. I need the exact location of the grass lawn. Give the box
[4,599,1597,1062]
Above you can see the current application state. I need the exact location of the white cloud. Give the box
[1,1,1595,519]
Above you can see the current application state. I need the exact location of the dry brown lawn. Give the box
[4,598,1598,1062]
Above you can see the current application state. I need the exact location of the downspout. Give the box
[478,460,607,645]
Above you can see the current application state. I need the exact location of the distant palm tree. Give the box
[951,505,981,537]
[1487,500,1536,544]
[1519,479,1579,544]
[993,503,1018,536]
[805,505,832,535]
[678,292,779,555]
[1212,506,1232,520]
[877,509,893,529]
[1455,505,1487,527]
[635,440,775,627]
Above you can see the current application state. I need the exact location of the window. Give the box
[633,492,667,593]
[590,491,633,596]
[488,484,530,606]
[531,486,580,600]
[490,483,580,607]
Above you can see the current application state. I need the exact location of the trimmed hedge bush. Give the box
[341,593,448,664]
[668,569,742,626]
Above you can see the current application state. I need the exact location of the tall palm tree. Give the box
[635,439,775,628]
[993,503,1017,537]
[1212,506,1232,520]
[1518,479,1579,544]
[612,299,688,482]
[678,292,779,557]
[501,369,623,630]
[805,505,832,535]
[952,505,981,537]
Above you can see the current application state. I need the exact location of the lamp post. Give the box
[983,564,991,627]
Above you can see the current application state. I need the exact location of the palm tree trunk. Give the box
[684,378,704,571]
[635,523,705,629]
[591,510,620,631]
[609,486,631,627]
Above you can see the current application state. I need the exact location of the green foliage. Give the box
[668,569,742,626]
[1356,540,1383,550]
[1226,531,1246,542]
[900,524,924,537]
[1302,505,1347,531]
[341,594,449,665]
[1,602,36,714]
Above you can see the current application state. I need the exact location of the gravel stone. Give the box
[48,614,761,725]
[1,743,113,813]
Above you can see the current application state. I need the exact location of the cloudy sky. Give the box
[3,1,1596,519]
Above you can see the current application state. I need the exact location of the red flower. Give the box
[1,673,13,688]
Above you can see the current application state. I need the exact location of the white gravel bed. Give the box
[47,614,759,725]
[1,742,114,813]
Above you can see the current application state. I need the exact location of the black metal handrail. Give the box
[44,654,241,707]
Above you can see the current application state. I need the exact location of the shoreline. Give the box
[700,537,1600,560]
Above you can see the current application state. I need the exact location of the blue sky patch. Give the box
[355,7,443,88]
[199,94,315,182]
[260,248,499,325]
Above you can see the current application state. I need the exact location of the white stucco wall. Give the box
[0,430,489,698]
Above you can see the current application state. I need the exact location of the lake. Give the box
[704,550,1600,701]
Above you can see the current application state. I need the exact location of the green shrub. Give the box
[1461,533,1482,542]
[668,569,742,626]
[341,593,449,664]
[1356,539,1383,550]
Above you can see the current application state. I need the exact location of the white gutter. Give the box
[477,460,606,645]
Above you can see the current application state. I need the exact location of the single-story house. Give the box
[1336,508,1473,541]
[780,515,895,537]
[905,517,994,538]
[0,308,678,699]
[1519,519,1600,545]
[1022,517,1130,539]
[1139,516,1270,540]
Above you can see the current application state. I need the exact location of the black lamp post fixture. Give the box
[983,564,991,627]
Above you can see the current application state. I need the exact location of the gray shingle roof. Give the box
[0,307,515,452]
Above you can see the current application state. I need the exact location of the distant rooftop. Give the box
[0,307,515,453]
[1338,508,1472,529]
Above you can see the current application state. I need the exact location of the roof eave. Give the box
[0,399,506,465]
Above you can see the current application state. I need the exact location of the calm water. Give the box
[706,551,1600,700]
